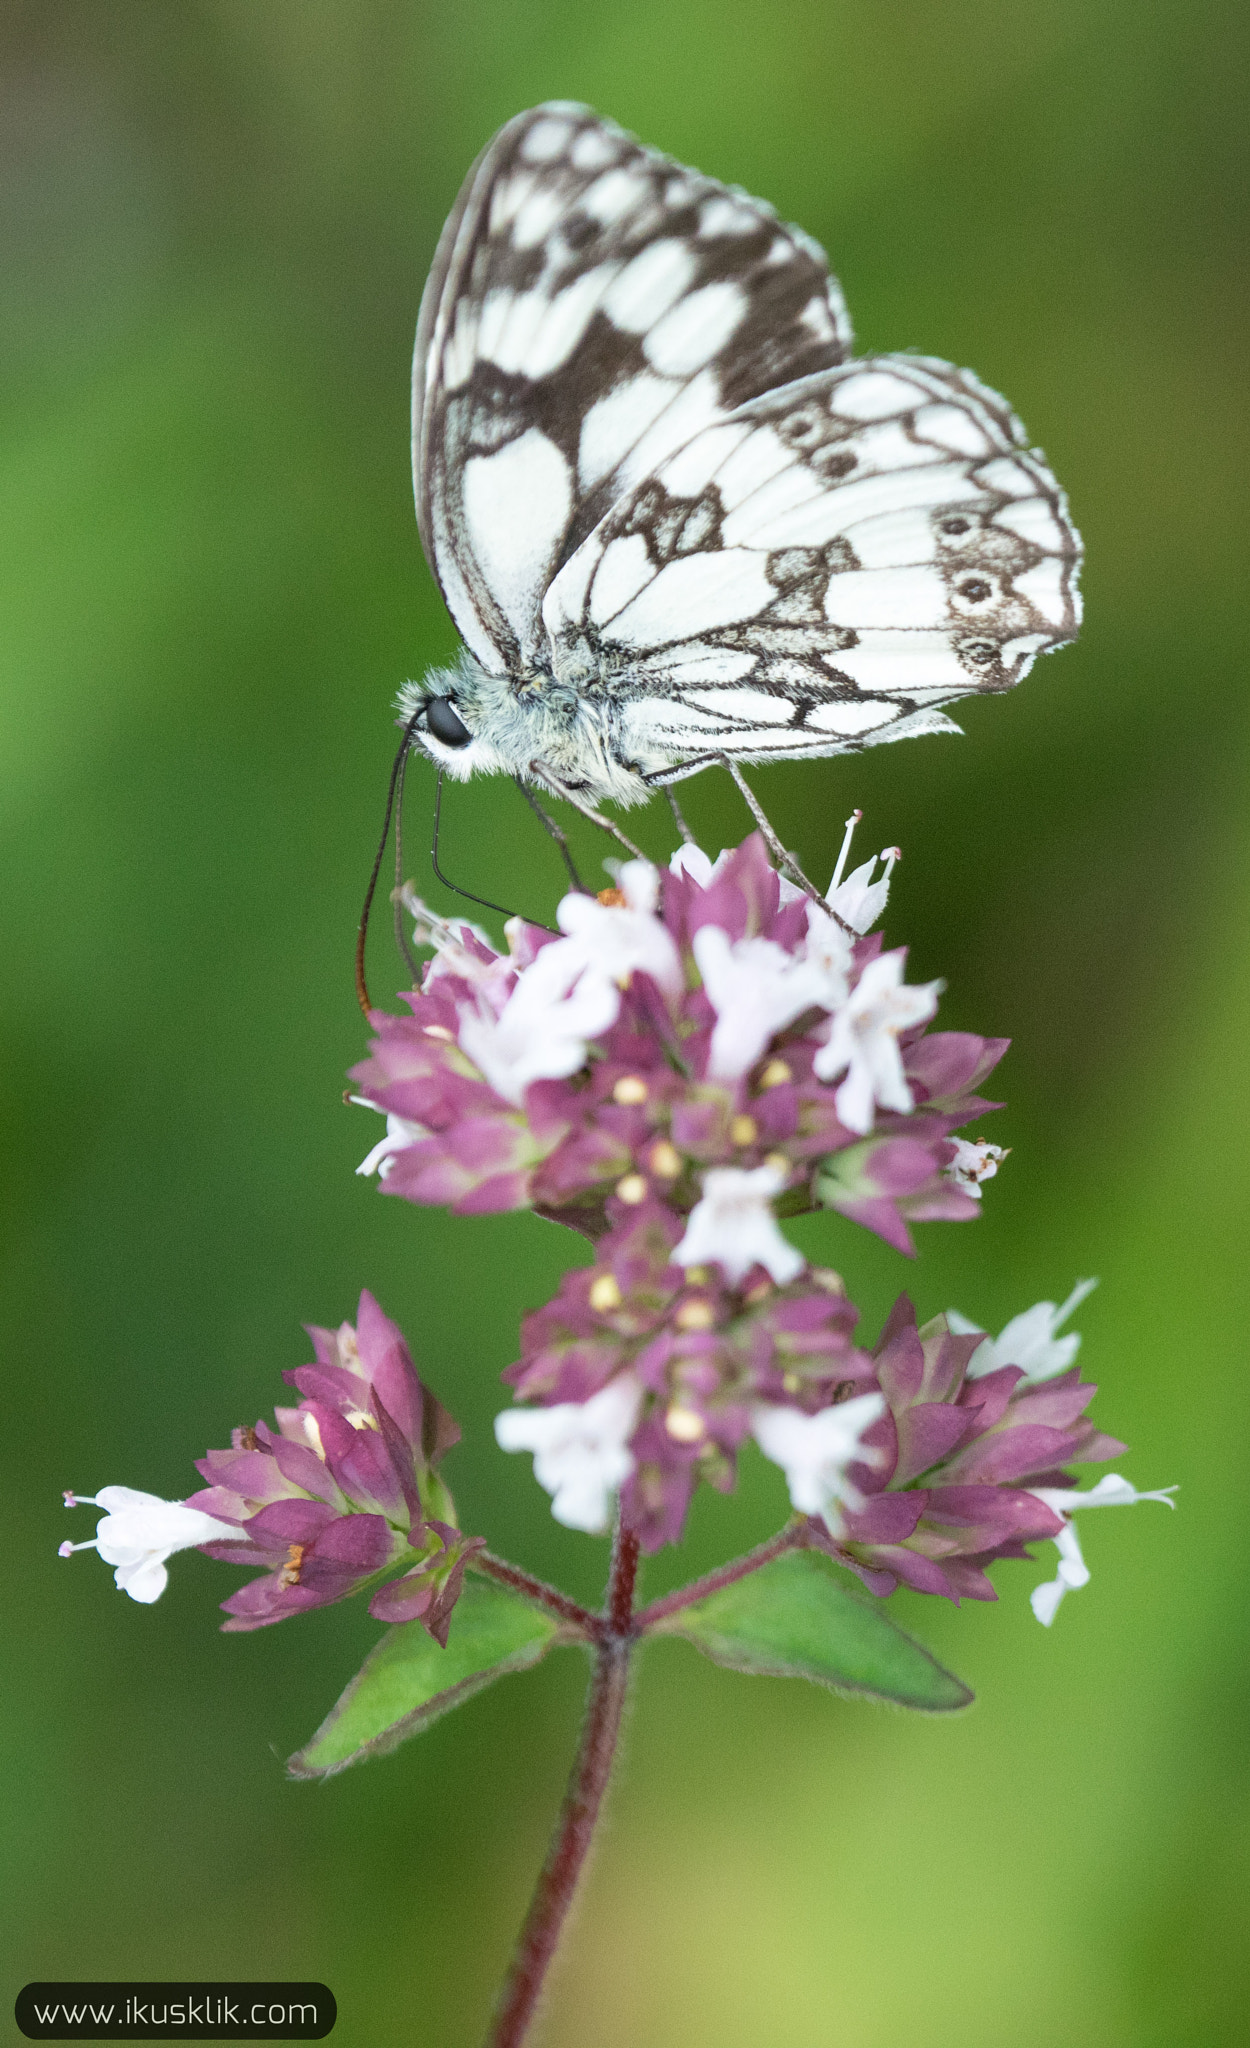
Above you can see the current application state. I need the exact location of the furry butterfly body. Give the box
[401,103,1081,807]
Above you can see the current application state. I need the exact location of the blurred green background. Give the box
[3,2,1247,2042]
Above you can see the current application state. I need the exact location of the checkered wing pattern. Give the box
[413,102,852,676]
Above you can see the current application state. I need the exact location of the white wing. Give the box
[413,103,852,677]
[541,354,1082,778]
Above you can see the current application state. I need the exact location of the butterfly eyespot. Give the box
[425,696,473,747]
[940,516,973,537]
[779,402,827,447]
[956,577,993,604]
[811,447,857,480]
[961,639,998,666]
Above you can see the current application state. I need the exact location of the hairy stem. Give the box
[473,1551,599,1635]
[484,1525,640,2048]
[631,1523,803,1630]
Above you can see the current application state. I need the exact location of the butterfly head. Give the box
[397,660,515,782]
[397,659,653,806]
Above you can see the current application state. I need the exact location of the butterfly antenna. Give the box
[514,777,588,892]
[430,768,521,922]
[356,706,425,1016]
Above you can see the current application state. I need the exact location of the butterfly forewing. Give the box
[405,105,1082,801]
[413,102,854,676]
[541,353,1081,778]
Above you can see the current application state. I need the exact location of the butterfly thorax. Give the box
[398,652,657,807]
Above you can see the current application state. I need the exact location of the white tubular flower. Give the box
[943,1138,1008,1200]
[402,860,682,1108]
[824,810,901,934]
[812,951,941,1134]
[458,943,621,1105]
[693,927,836,1080]
[669,844,729,886]
[951,1279,1099,1382]
[59,1487,240,1604]
[800,905,854,1007]
[397,892,517,1014]
[1028,1474,1177,1625]
[553,860,683,997]
[495,1376,643,1533]
[674,1163,803,1285]
[355,1109,427,1179]
[751,1391,887,1535]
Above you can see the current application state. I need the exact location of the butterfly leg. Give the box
[528,765,647,863]
[430,767,524,922]
[391,740,426,983]
[717,757,825,907]
[357,706,427,1014]
[514,777,589,893]
[664,786,696,847]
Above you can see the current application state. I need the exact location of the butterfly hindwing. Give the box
[413,103,853,676]
[540,353,1082,778]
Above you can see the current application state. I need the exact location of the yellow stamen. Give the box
[279,1543,308,1588]
[811,1267,846,1296]
[758,1059,792,1089]
[588,1273,623,1312]
[615,1173,648,1204]
[613,1075,649,1105]
[730,1114,758,1146]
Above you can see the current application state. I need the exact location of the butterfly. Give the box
[400,102,1081,815]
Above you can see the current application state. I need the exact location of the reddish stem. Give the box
[631,1523,802,1631]
[484,1524,639,2048]
[608,1525,641,1631]
[474,1550,599,1635]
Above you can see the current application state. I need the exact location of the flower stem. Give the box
[473,1550,599,1635]
[631,1522,802,1630]
[484,1525,639,2048]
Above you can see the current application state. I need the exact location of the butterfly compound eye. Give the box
[425,696,472,747]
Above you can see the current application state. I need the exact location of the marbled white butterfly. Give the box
[400,103,1081,810]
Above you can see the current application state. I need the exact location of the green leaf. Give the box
[289,1576,567,1777]
[653,1548,973,1712]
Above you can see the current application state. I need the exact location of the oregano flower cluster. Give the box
[56,813,1175,2048]
[350,826,1003,1255]
[61,821,1171,1645]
